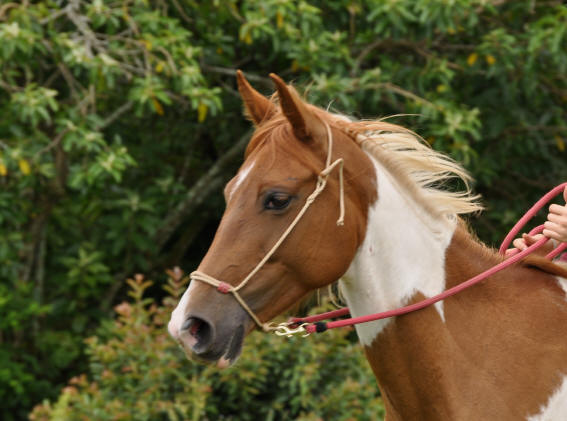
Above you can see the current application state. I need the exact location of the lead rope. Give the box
[190,122,345,331]
[286,181,567,336]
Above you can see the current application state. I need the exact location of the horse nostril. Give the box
[181,316,214,354]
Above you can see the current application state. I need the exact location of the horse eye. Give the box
[264,192,292,211]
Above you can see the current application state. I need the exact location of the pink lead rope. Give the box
[288,182,567,335]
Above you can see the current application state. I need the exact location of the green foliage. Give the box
[0,0,565,418]
[30,272,385,420]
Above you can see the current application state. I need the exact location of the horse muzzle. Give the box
[173,315,245,368]
[168,287,251,368]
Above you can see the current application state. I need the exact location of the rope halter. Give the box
[190,122,345,331]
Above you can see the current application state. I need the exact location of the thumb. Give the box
[522,233,541,246]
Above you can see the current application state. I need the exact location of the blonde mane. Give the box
[331,116,484,218]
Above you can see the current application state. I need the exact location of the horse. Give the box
[168,71,567,420]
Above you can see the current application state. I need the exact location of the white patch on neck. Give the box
[229,160,256,201]
[339,154,456,346]
[527,375,567,421]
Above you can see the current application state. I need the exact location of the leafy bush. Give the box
[2,0,566,417]
[30,270,385,421]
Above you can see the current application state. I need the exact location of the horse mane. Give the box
[333,117,484,218]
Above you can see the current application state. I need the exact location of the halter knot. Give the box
[217,282,232,294]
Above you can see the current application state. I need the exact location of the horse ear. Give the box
[269,73,326,142]
[236,70,276,125]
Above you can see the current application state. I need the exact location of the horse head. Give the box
[168,72,376,367]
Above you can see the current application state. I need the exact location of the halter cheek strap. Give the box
[190,122,345,331]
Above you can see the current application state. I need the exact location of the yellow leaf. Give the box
[467,53,478,66]
[242,32,252,45]
[555,135,565,152]
[18,159,31,175]
[485,54,496,66]
[155,62,164,73]
[197,103,208,123]
[276,11,284,28]
[0,163,7,176]
[151,97,164,116]
[436,84,447,93]
[142,39,152,50]
[291,59,299,72]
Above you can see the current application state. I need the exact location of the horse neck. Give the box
[340,154,457,346]
[340,154,567,419]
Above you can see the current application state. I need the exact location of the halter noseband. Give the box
[190,122,345,331]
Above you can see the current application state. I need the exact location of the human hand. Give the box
[504,233,553,257]
[543,186,567,243]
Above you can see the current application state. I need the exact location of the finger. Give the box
[547,213,567,224]
[543,221,567,241]
[543,228,562,242]
[513,238,527,250]
[522,233,543,246]
[549,204,567,216]
[544,221,561,232]
[505,248,515,257]
[563,185,567,203]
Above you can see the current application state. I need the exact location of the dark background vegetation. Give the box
[1,0,565,419]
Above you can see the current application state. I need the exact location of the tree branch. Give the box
[96,101,134,130]
[66,0,104,58]
[153,129,252,250]
[170,0,193,24]
[379,82,438,109]
[0,2,19,21]
[351,38,463,77]
[200,64,272,87]
[34,128,70,158]
[39,4,71,25]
